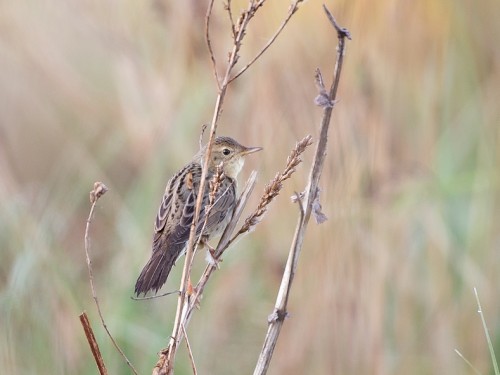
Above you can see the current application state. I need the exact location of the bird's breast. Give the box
[224,158,244,179]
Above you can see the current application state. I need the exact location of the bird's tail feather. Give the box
[134,250,176,296]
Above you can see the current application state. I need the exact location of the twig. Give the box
[79,311,108,375]
[130,290,179,301]
[85,182,139,375]
[199,124,208,150]
[228,0,304,84]
[182,324,198,375]
[205,0,221,90]
[224,0,236,40]
[253,6,350,375]
[187,164,226,279]
[212,170,258,259]
[183,172,259,344]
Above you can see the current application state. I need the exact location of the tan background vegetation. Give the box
[1,0,499,374]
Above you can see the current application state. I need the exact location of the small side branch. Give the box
[182,324,198,375]
[253,6,351,375]
[205,0,221,90]
[224,0,237,40]
[228,0,304,84]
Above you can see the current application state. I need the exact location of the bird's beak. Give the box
[242,146,263,155]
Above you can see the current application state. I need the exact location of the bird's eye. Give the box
[222,148,231,156]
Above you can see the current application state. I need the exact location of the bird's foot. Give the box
[205,245,223,269]
[187,278,202,310]
[187,277,194,297]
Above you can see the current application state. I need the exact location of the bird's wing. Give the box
[152,164,198,252]
[153,163,236,252]
[175,169,236,243]
[154,165,189,233]
[200,178,236,234]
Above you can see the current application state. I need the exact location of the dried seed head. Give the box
[237,135,313,235]
[89,182,108,204]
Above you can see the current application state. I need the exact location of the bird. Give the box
[134,136,262,296]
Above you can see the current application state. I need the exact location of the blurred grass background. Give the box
[1,0,500,374]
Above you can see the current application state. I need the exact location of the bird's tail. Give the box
[134,250,176,296]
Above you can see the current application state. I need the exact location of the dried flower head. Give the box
[89,182,108,204]
[237,135,313,235]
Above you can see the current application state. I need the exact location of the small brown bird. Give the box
[135,136,262,296]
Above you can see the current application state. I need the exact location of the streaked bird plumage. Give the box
[134,136,262,296]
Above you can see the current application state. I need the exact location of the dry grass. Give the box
[1,0,500,374]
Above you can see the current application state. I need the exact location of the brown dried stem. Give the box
[79,312,108,375]
[253,6,351,375]
[182,324,198,375]
[84,182,139,375]
[187,163,225,275]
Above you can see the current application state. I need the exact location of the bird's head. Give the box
[199,136,262,179]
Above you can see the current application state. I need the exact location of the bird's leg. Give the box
[186,275,203,309]
[201,236,222,269]
[187,276,194,297]
[206,245,221,269]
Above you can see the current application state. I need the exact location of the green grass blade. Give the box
[474,287,499,375]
